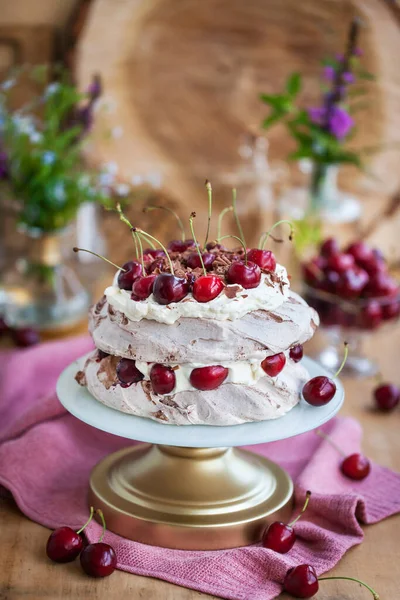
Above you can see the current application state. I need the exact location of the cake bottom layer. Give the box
[79,351,309,426]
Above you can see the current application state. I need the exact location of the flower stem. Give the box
[218,234,248,264]
[288,491,311,528]
[204,180,212,249]
[73,247,127,272]
[76,506,94,534]
[135,229,174,274]
[334,342,349,378]
[259,220,294,249]
[217,206,233,241]
[318,576,379,599]
[96,509,107,543]
[143,205,186,242]
[189,212,206,276]
[232,188,246,249]
[315,429,346,457]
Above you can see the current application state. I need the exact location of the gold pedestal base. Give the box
[89,444,293,550]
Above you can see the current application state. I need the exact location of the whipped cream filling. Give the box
[105,265,290,324]
[135,356,287,394]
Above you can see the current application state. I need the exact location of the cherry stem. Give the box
[144,205,186,242]
[288,491,311,527]
[132,230,139,261]
[134,229,174,274]
[217,206,233,241]
[76,506,95,534]
[232,188,246,250]
[134,231,145,271]
[334,342,349,378]
[73,247,127,272]
[259,220,294,250]
[204,180,212,249]
[189,212,206,276]
[318,576,379,599]
[116,203,141,258]
[315,429,346,457]
[96,509,107,543]
[218,234,248,264]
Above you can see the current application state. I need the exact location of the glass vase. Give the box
[0,228,90,332]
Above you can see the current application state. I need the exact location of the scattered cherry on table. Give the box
[262,491,311,554]
[283,564,379,598]
[316,429,371,481]
[80,509,117,578]
[46,507,94,563]
[373,383,400,412]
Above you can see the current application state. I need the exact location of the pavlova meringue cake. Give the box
[76,204,319,426]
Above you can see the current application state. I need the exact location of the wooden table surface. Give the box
[1,201,400,599]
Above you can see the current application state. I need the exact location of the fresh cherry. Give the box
[143,248,165,259]
[186,252,215,270]
[382,299,400,320]
[79,509,117,578]
[131,275,157,300]
[192,275,224,302]
[190,365,229,390]
[262,491,311,554]
[358,300,382,330]
[246,249,276,272]
[373,383,400,412]
[12,327,40,347]
[364,271,398,299]
[346,241,374,265]
[289,344,303,363]
[116,358,144,386]
[152,273,189,304]
[117,260,143,290]
[167,239,195,252]
[150,364,176,395]
[148,257,166,273]
[302,258,325,287]
[320,237,339,258]
[226,260,261,289]
[283,564,379,598]
[337,267,369,299]
[206,241,223,251]
[46,507,94,563]
[261,353,286,377]
[303,376,336,406]
[341,453,371,480]
[326,253,355,272]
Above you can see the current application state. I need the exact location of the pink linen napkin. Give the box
[0,336,399,600]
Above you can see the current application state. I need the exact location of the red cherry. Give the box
[346,241,374,265]
[289,344,303,363]
[143,248,165,259]
[226,260,261,289]
[262,491,311,554]
[373,383,400,412]
[116,358,144,386]
[190,365,229,390]
[167,239,195,252]
[117,261,143,290]
[147,258,166,273]
[186,252,215,270]
[206,241,224,251]
[150,364,176,395]
[358,300,382,330]
[364,271,398,298]
[80,542,117,578]
[246,249,276,272]
[382,299,400,321]
[152,273,189,304]
[131,275,157,300]
[12,327,40,347]
[336,267,369,299]
[341,453,371,480]
[326,253,355,272]
[302,257,325,287]
[283,564,319,598]
[192,275,224,302]
[303,376,336,406]
[261,353,286,377]
[320,237,339,258]
[319,268,340,293]
[46,526,83,563]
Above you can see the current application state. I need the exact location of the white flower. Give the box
[78,174,91,188]
[42,151,55,165]
[13,115,35,135]
[111,126,123,139]
[1,79,16,91]
[45,82,60,97]
[115,183,130,197]
[103,161,118,175]
[30,132,42,144]
[98,172,115,187]
[130,174,144,186]
[53,182,66,204]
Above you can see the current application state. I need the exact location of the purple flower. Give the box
[0,150,8,179]
[323,66,335,81]
[353,47,363,57]
[308,105,354,140]
[87,75,102,101]
[308,107,325,124]
[342,71,355,84]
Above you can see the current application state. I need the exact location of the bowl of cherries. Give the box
[302,238,400,377]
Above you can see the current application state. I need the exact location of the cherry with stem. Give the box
[80,509,117,578]
[190,213,224,302]
[46,506,95,563]
[73,248,127,272]
[232,188,246,249]
[302,342,348,406]
[316,428,371,480]
[262,491,311,553]
[259,220,294,249]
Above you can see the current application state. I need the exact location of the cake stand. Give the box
[57,356,344,550]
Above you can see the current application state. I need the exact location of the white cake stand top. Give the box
[57,356,344,448]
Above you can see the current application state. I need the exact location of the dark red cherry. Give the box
[186,252,215,270]
[336,267,369,299]
[364,271,398,298]
[261,353,286,377]
[382,299,400,321]
[190,365,229,390]
[152,273,189,304]
[150,364,176,395]
[46,526,83,563]
[320,237,339,258]
[192,275,224,302]
[131,275,157,300]
[289,344,303,363]
[373,383,400,412]
[346,241,374,265]
[341,453,371,480]
[12,327,40,347]
[262,522,295,554]
[80,542,117,578]
[302,257,325,287]
[167,239,195,252]
[326,253,355,272]
[246,249,276,272]
[147,257,166,273]
[303,376,336,406]
[319,268,340,293]
[226,260,261,289]
[117,261,143,290]
[358,300,382,330]
[283,564,319,598]
[143,248,165,259]
[206,241,223,251]
[116,358,144,386]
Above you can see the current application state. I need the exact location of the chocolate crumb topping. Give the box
[153,410,168,421]
[75,370,86,386]
[223,285,241,299]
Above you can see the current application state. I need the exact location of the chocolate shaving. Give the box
[153,410,169,421]
[75,370,86,386]
[224,285,241,299]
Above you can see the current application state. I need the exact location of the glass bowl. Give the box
[303,284,400,377]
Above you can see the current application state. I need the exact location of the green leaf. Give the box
[286,73,301,97]
[288,148,314,161]
[261,112,284,129]
[357,69,375,81]
[259,93,288,111]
